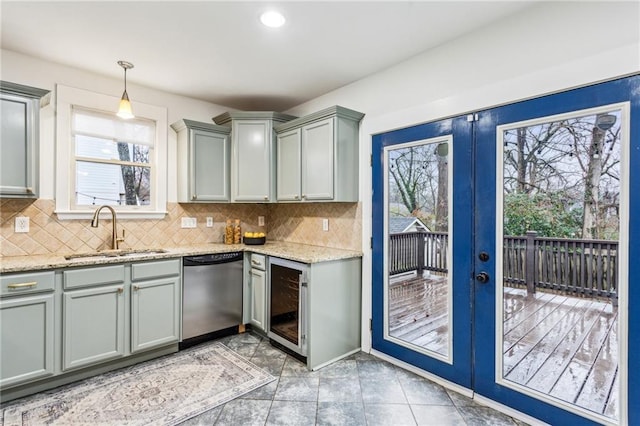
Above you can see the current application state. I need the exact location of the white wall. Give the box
[0,49,231,201]
[285,1,640,352]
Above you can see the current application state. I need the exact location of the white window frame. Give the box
[55,84,168,219]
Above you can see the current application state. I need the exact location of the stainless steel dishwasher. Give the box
[182,252,243,344]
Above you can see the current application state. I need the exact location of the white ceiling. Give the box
[1,1,535,111]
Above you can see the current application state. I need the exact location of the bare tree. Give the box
[388,143,447,230]
[117,142,137,205]
[503,111,621,239]
[117,142,151,205]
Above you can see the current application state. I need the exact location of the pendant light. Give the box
[117,60,134,119]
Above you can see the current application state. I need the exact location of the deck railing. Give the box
[388,231,448,275]
[504,231,618,300]
[389,230,618,300]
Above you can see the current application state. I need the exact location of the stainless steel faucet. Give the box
[90,205,125,250]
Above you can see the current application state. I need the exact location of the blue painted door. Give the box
[372,74,639,425]
[372,114,474,387]
[474,76,639,425]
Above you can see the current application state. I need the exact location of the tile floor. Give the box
[179,332,529,426]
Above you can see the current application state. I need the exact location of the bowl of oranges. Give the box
[243,231,266,245]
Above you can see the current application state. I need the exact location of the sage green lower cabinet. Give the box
[248,253,267,331]
[62,265,126,371]
[130,259,181,353]
[0,259,182,402]
[62,285,126,371]
[307,257,362,370]
[0,293,55,388]
[249,268,266,331]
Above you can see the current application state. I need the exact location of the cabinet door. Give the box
[191,129,230,201]
[233,120,271,201]
[0,293,54,387]
[63,285,125,371]
[302,118,334,200]
[249,268,266,331]
[276,128,302,201]
[0,94,36,197]
[131,276,180,353]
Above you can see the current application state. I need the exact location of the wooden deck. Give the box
[388,273,450,356]
[388,274,619,419]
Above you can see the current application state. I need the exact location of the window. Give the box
[73,108,154,207]
[56,85,167,219]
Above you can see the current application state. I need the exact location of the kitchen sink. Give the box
[65,249,168,262]
[117,249,168,258]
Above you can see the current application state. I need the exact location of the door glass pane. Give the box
[385,139,451,359]
[500,108,623,421]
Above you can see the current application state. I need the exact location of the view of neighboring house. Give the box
[388,216,430,234]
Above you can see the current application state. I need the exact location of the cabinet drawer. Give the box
[1,271,54,296]
[250,253,266,270]
[63,265,125,290]
[131,259,180,281]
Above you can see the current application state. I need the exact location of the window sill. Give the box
[55,210,168,220]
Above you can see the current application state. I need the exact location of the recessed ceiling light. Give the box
[260,11,286,28]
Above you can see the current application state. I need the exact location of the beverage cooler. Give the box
[268,257,308,358]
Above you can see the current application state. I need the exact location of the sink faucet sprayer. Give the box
[90,205,125,250]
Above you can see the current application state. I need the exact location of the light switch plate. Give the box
[258,216,265,227]
[322,218,329,232]
[206,217,213,227]
[15,216,29,233]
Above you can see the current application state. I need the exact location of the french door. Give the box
[372,114,474,386]
[371,75,639,425]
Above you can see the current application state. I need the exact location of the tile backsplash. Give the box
[0,199,361,257]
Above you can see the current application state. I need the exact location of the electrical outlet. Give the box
[258,216,265,227]
[15,216,29,233]
[206,217,213,227]
[322,218,329,232]
[181,217,197,228]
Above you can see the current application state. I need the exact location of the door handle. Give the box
[476,272,490,283]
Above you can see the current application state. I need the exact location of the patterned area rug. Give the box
[1,342,275,425]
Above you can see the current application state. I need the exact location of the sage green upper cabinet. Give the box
[276,128,302,200]
[172,119,231,202]
[274,106,364,202]
[0,81,50,198]
[213,112,296,202]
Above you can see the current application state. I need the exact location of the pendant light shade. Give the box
[117,60,134,119]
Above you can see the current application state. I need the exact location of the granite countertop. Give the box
[0,241,363,274]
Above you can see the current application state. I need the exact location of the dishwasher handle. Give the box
[183,252,243,266]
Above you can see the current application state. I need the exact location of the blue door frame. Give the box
[371,75,640,424]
